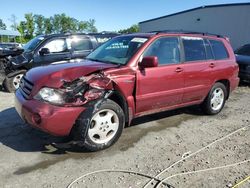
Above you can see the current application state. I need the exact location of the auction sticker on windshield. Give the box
[131,37,148,43]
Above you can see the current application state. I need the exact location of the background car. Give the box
[1,32,118,92]
[235,44,250,82]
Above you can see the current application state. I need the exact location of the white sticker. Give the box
[182,36,203,40]
[131,37,148,43]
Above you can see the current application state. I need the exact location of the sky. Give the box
[0,0,249,32]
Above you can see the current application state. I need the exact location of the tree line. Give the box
[0,14,139,43]
[1,13,98,43]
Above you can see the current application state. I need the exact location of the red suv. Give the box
[15,31,239,151]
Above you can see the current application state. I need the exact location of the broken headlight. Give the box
[34,87,65,105]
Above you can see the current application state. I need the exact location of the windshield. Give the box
[86,36,148,65]
[23,36,44,52]
[235,44,250,56]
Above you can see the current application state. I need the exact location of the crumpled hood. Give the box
[26,59,118,92]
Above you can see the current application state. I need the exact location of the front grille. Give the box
[19,76,33,99]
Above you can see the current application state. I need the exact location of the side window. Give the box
[182,37,206,62]
[68,37,93,51]
[43,39,68,53]
[143,37,180,65]
[209,39,229,60]
[204,39,214,60]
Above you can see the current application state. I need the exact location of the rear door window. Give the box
[209,39,229,60]
[182,37,206,62]
[67,37,93,51]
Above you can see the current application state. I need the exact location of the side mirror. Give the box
[39,48,50,56]
[139,56,158,68]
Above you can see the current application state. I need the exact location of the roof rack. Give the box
[149,30,224,38]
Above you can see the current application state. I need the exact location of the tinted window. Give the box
[182,37,206,62]
[204,39,214,60]
[68,37,93,51]
[143,37,180,65]
[235,44,250,56]
[43,39,68,53]
[209,40,229,60]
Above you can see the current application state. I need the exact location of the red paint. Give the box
[15,33,239,136]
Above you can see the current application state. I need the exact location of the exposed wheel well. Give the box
[108,91,129,125]
[216,79,230,99]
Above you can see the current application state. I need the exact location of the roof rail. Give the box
[149,30,225,38]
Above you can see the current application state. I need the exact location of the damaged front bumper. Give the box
[15,89,85,136]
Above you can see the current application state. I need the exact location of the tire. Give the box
[73,99,125,151]
[3,70,26,93]
[201,82,227,115]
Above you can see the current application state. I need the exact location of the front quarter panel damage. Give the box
[61,71,136,124]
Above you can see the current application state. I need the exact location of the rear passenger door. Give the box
[181,36,214,103]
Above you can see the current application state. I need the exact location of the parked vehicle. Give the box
[235,44,250,82]
[0,43,24,84]
[15,31,239,151]
[1,32,118,92]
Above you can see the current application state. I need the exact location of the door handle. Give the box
[175,67,183,73]
[209,63,215,68]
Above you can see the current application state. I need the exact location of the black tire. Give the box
[201,82,227,115]
[3,70,26,93]
[73,99,125,151]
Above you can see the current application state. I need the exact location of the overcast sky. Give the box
[0,0,249,31]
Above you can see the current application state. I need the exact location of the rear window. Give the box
[182,37,206,62]
[235,44,250,56]
[209,40,229,60]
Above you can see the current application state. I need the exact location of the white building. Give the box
[139,3,250,49]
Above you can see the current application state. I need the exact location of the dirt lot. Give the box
[0,84,249,188]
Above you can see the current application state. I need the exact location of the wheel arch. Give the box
[215,79,230,99]
[108,90,130,126]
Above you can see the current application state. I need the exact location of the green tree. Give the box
[24,13,35,39]
[77,21,88,32]
[52,14,62,33]
[17,21,27,43]
[86,19,97,32]
[0,19,7,30]
[44,17,53,34]
[34,14,45,35]
[119,24,139,34]
[9,14,18,31]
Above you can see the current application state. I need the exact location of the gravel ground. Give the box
[0,84,249,188]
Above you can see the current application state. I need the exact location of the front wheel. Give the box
[73,99,125,151]
[3,70,26,92]
[201,82,227,115]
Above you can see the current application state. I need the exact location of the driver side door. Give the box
[136,37,184,114]
[33,38,71,66]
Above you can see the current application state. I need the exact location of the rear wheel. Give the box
[201,82,227,115]
[73,99,125,151]
[3,70,26,92]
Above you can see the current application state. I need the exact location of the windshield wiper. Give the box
[86,58,120,65]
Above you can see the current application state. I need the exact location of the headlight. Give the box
[34,87,65,105]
